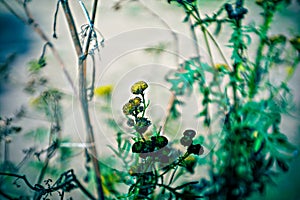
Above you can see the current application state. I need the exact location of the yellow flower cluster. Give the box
[122,97,142,115]
[131,81,148,94]
[122,102,134,115]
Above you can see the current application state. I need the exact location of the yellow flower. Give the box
[29,97,41,107]
[252,131,258,138]
[214,63,230,72]
[131,81,148,94]
[129,97,142,106]
[122,102,134,115]
[94,85,113,97]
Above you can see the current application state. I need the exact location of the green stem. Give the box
[141,93,147,118]
[250,8,274,99]
[231,17,244,113]
[159,152,190,178]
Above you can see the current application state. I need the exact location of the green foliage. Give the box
[25,127,48,143]
[28,58,46,73]
[167,57,203,96]
[144,42,170,56]
[30,88,64,121]
[114,81,205,199]
[161,0,299,199]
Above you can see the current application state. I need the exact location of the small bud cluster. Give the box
[180,129,204,156]
[224,2,248,21]
[122,81,151,134]
[132,136,169,159]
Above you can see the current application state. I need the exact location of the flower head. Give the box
[122,102,134,115]
[183,129,196,138]
[131,81,148,95]
[94,85,113,97]
[129,97,142,106]
[214,63,230,72]
[180,136,193,147]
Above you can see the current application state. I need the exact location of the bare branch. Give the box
[0,170,96,200]
[61,0,83,56]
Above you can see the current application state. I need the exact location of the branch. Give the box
[53,0,61,38]
[87,54,96,101]
[81,0,99,58]
[60,1,104,198]
[0,170,96,200]
[137,0,179,65]
[74,0,105,199]
[0,172,37,191]
[136,0,181,133]
[61,0,82,56]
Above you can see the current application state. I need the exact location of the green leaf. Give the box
[276,159,289,172]
[214,21,222,36]
[28,58,46,73]
[25,127,48,142]
[170,98,184,119]
[28,161,60,176]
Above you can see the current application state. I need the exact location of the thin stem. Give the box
[161,92,176,133]
[231,12,245,111]
[61,0,104,198]
[0,0,27,23]
[53,0,61,38]
[4,139,9,166]
[81,0,98,59]
[168,165,178,185]
[184,3,232,70]
[202,27,215,68]
[0,173,36,191]
[189,18,201,59]
[137,0,181,133]
[77,0,105,199]
[159,152,190,178]
[73,174,97,200]
[36,103,61,185]
[39,42,51,60]
[141,93,147,118]
[250,6,275,99]
[205,29,232,70]
[87,54,96,101]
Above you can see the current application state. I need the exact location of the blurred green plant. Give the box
[161,0,299,199]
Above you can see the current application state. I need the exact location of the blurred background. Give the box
[0,0,299,199]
